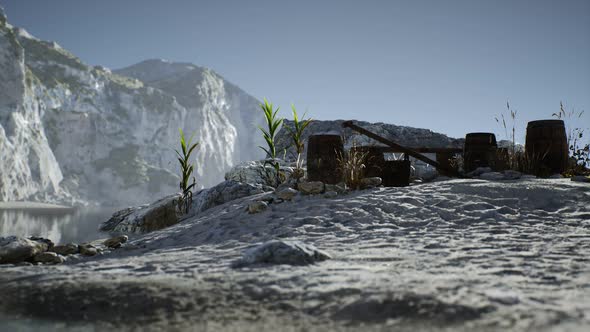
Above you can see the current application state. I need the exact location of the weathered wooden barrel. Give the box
[495,147,510,171]
[382,160,411,187]
[306,134,344,184]
[436,151,455,176]
[349,146,386,178]
[463,133,498,172]
[525,120,568,175]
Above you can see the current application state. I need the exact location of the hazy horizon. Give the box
[2,0,589,141]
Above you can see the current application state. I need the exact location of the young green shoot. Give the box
[174,128,199,214]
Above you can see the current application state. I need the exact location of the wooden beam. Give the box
[364,146,463,154]
[342,120,462,177]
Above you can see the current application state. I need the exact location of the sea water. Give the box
[0,207,114,244]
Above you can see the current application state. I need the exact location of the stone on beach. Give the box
[571,175,590,183]
[101,181,274,234]
[298,181,325,195]
[479,172,505,181]
[248,201,268,214]
[234,240,331,267]
[275,187,298,201]
[503,170,522,180]
[224,159,295,187]
[325,183,346,194]
[79,244,99,256]
[104,235,129,249]
[0,236,51,264]
[467,167,493,177]
[50,243,79,256]
[33,252,65,264]
[324,191,338,198]
[100,194,180,234]
[360,177,382,188]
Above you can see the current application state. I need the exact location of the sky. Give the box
[1,0,589,141]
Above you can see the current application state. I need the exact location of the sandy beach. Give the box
[1,178,589,331]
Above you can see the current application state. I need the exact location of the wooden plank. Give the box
[366,146,463,154]
[342,120,463,177]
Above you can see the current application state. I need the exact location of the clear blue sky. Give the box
[2,0,589,141]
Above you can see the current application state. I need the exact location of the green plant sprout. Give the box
[286,105,313,174]
[258,98,284,187]
[174,128,199,214]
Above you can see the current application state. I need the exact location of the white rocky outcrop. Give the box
[0,10,265,206]
[224,159,295,187]
[101,180,272,233]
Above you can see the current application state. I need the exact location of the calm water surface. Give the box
[0,207,115,244]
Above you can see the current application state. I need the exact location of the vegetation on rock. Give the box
[174,128,199,214]
[286,105,312,178]
[258,99,284,187]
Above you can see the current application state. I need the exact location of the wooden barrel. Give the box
[495,147,510,171]
[436,151,455,176]
[349,146,386,178]
[525,120,568,175]
[382,160,411,187]
[463,133,497,172]
[306,134,344,184]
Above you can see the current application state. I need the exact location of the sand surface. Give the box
[0,178,589,331]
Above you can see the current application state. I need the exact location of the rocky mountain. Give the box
[276,119,464,161]
[0,8,264,207]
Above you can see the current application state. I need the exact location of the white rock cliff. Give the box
[0,8,264,206]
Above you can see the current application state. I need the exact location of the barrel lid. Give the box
[527,119,565,128]
[465,132,495,137]
[309,132,341,137]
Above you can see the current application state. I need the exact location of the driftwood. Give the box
[342,121,462,178]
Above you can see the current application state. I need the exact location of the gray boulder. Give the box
[234,240,331,267]
[248,201,268,214]
[33,252,65,264]
[49,243,79,256]
[104,235,128,249]
[325,183,347,194]
[324,191,338,198]
[193,180,272,213]
[503,170,522,180]
[79,244,99,256]
[572,175,590,183]
[0,236,51,264]
[467,167,493,177]
[275,187,298,201]
[360,177,382,188]
[298,181,325,195]
[225,160,295,187]
[100,194,180,234]
[480,172,505,181]
[101,180,271,234]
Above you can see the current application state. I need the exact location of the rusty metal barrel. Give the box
[525,120,568,175]
[306,134,344,184]
[463,133,498,172]
[349,146,386,178]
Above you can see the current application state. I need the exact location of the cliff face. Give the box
[0,9,264,206]
[0,10,63,202]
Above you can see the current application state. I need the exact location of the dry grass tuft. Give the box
[336,142,369,190]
